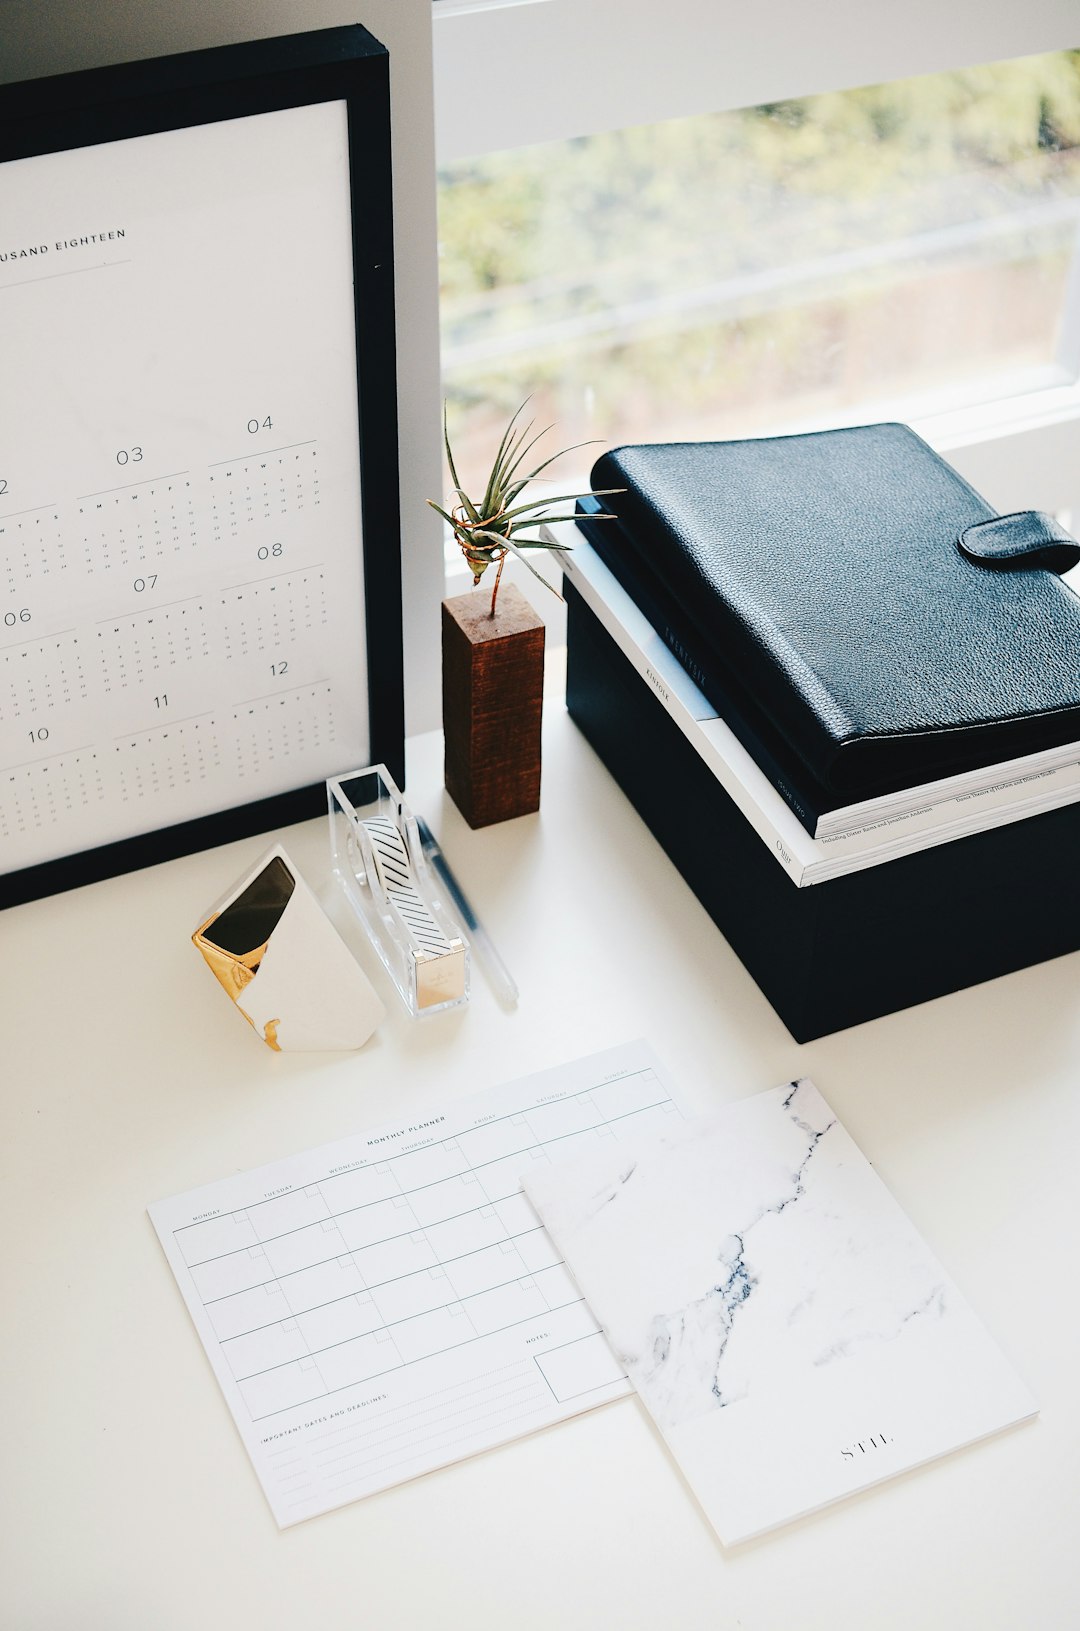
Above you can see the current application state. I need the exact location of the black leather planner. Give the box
[588,424,1080,799]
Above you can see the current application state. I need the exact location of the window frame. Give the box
[433,0,1080,162]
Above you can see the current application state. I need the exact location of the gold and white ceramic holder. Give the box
[193,842,386,1050]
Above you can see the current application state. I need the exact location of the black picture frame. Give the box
[0,25,405,909]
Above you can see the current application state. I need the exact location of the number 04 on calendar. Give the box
[0,27,404,906]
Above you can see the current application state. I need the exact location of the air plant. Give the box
[429,401,620,618]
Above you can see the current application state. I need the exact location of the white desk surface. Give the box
[3,693,1079,1631]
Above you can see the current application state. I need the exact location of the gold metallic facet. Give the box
[193,912,270,1002]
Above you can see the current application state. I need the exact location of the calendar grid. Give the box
[229,1226,551,1377]
[188,1184,528,1268]
[165,1069,672,1425]
[2,424,343,872]
[1,293,351,877]
[204,1217,553,1315]
[150,1045,681,1524]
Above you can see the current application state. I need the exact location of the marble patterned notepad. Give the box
[524,1079,1036,1545]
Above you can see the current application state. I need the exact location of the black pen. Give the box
[416,818,519,1008]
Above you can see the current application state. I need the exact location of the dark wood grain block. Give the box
[442,583,545,827]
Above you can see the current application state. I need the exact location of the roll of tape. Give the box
[362,815,454,957]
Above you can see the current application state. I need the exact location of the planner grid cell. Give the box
[219,569,327,664]
[208,442,321,541]
[1,631,87,719]
[95,599,212,693]
[168,1070,673,1424]
[305,1359,558,1506]
[0,747,105,840]
[231,683,335,781]
[0,505,66,588]
[114,715,223,803]
[75,474,197,573]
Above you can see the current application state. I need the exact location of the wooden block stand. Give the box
[441,582,545,827]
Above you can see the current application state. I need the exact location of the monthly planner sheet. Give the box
[149,1042,683,1525]
[0,100,369,875]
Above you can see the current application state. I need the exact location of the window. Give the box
[434,3,1080,548]
[438,51,1080,496]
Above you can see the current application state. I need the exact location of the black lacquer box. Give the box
[565,577,1080,1042]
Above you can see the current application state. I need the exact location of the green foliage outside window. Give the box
[437,52,1080,490]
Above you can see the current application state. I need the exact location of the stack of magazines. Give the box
[558,422,1080,888]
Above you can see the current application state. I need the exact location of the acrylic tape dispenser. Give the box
[328,765,470,1017]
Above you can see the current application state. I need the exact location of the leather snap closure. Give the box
[958,511,1080,574]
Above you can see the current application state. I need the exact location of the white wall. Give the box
[0,0,445,734]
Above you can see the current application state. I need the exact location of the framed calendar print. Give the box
[0,26,404,908]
